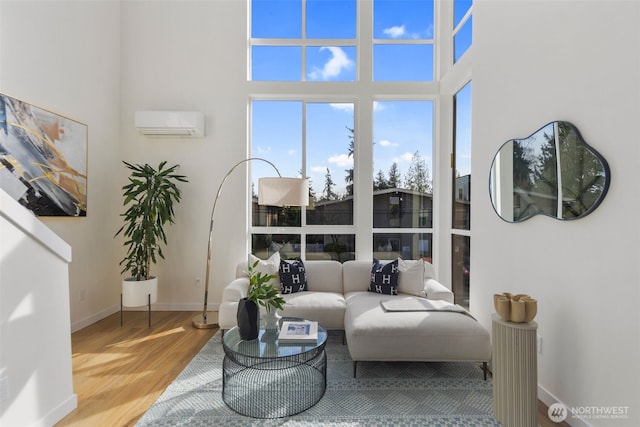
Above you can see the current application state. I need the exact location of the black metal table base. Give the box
[222,349,327,418]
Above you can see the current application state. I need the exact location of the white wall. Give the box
[1,190,76,427]
[119,0,251,311]
[0,0,123,330]
[472,1,640,426]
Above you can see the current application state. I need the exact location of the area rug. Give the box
[136,331,500,426]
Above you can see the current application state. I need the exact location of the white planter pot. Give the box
[122,276,158,307]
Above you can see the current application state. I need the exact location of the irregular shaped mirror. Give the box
[489,121,610,222]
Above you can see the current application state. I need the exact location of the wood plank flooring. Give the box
[56,310,564,426]
[56,311,217,427]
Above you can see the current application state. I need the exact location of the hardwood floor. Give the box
[56,311,217,427]
[57,310,564,426]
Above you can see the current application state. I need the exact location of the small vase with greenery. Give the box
[237,260,286,339]
[115,161,187,306]
[247,260,285,313]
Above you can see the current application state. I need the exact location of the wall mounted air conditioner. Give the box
[135,111,205,137]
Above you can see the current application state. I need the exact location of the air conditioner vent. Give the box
[135,111,204,137]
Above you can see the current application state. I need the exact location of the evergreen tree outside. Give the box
[322,167,338,200]
[345,126,354,196]
[374,169,390,190]
[404,151,432,193]
[388,162,401,188]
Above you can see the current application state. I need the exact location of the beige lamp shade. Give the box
[258,177,309,206]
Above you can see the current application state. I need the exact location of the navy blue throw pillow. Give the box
[279,258,308,294]
[369,258,399,295]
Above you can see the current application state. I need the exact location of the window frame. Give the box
[249,0,358,81]
[451,80,472,308]
[248,1,473,289]
[249,97,359,261]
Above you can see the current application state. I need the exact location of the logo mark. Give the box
[549,403,568,423]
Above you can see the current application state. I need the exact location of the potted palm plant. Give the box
[237,259,286,340]
[115,161,188,307]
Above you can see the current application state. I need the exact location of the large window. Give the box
[249,0,473,306]
[373,100,434,261]
[373,0,434,81]
[306,102,354,226]
[452,81,472,308]
[251,101,303,228]
[251,0,357,81]
[251,100,356,261]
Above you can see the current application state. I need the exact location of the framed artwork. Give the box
[0,93,87,216]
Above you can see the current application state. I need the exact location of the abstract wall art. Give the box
[0,93,87,216]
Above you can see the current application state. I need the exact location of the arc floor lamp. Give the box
[192,157,309,329]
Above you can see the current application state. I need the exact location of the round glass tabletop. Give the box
[222,317,328,359]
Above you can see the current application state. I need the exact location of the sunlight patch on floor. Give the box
[107,326,186,348]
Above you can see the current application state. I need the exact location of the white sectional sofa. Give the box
[218,258,491,377]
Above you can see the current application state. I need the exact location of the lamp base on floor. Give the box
[192,312,218,329]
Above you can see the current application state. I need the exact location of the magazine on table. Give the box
[278,320,319,344]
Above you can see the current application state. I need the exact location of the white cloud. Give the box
[373,102,386,112]
[288,149,296,156]
[330,103,354,112]
[424,24,434,39]
[310,166,327,174]
[328,154,353,167]
[384,24,433,40]
[384,25,406,39]
[254,146,271,154]
[308,47,354,81]
[379,139,398,147]
[394,152,414,164]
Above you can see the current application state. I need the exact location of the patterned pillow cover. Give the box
[369,258,399,295]
[279,258,308,294]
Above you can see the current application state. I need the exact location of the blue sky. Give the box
[250,0,472,196]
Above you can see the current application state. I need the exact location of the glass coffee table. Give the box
[222,318,328,418]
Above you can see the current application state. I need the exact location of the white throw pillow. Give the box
[423,259,436,279]
[397,258,426,297]
[248,252,281,288]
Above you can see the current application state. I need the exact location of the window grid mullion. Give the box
[453,7,473,36]
[251,38,357,46]
[372,39,435,45]
[301,101,307,222]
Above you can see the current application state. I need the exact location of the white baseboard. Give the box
[122,302,220,311]
[539,384,593,427]
[156,302,220,311]
[71,303,220,332]
[30,393,77,427]
[71,306,119,332]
